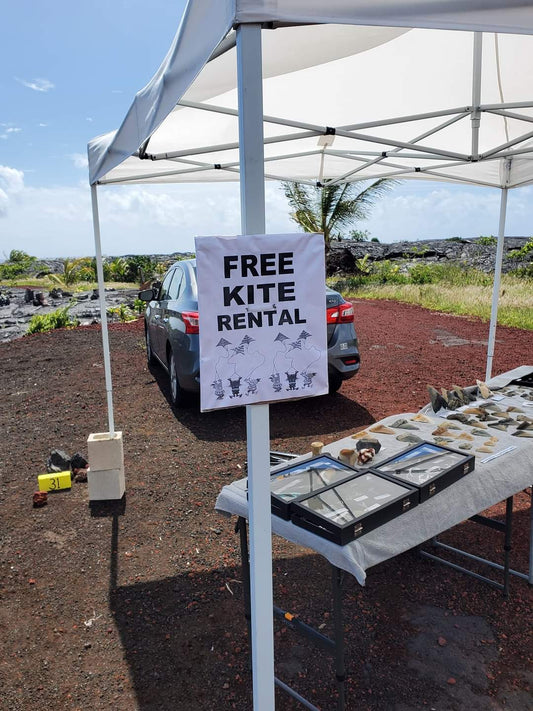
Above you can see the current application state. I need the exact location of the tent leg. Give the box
[236,23,275,711]
[90,184,115,433]
[485,183,508,381]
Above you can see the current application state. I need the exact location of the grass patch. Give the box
[0,277,133,291]
[331,276,533,330]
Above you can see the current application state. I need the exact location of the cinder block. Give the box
[87,467,125,501]
[87,431,123,472]
[38,471,71,491]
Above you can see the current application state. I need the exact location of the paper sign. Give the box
[195,233,328,411]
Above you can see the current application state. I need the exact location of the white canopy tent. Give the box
[88,3,533,708]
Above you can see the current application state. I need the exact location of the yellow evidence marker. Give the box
[37,471,71,491]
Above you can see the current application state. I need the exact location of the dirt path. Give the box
[1,301,532,710]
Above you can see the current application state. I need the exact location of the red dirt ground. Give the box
[1,299,532,711]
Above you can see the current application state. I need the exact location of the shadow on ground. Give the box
[149,363,374,443]
[104,502,533,711]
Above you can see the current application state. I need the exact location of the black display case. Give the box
[509,371,533,389]
[269,454,360,520]
[290,470,418,545]
[371,442,475,503]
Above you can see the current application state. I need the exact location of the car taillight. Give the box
[182,311,199,334]
[326,301,354,324]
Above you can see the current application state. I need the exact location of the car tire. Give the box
[328,373,343,394]
[168,349,189,407]
[145,327,156,365]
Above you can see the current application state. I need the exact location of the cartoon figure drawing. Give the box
[301,371,316,388]
[269,372,282,392]
[245,377,261,395]
[285,370,299,391]
[228,375,242,398]
[211,378,225,399]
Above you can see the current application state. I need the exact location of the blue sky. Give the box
[1,1,532,259]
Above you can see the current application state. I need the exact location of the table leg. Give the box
[503,496,513,599]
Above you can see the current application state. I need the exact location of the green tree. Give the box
[281,179,396,247]
[9,249,35,264]
[108,257,128,282]
[49,258,86,287]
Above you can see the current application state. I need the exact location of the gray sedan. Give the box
[140,258,360,406]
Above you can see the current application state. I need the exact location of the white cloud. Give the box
[15,77,55,92]
[362,183,518,242]
[0,165,25,217]
[69,153,89,169]
[86,117,93,122]
[0,125,22,140]
[1,176,532,259]
[38,123,48,127]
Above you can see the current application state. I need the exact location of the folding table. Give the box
[215,365,533,709]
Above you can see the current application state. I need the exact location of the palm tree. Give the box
[49,258,87,287]
[282,179,396,247]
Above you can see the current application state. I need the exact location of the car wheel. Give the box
[328,373,343,394]
[169,350,188,407]
[145,327,156,365]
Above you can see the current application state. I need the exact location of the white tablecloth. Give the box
[216,366,533,585]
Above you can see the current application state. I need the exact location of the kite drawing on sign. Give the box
[212,337,234,399]
[298,330,320,389]
[239,334,266,397]
[231,344,246,357]
[211,378,225,400]
[216,337,231,351]
[271,332,290,393]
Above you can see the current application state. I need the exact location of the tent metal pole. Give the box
[90,184,115,433]
[180,98,471,133]
[485,177,509,381]
[148,129,319,161]
[487,108,533,124]
[236,23,275,711]
[327,111,467,186]
[471,33,482,159]
[482,128,533,159]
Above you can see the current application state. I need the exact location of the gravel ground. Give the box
[1,300,532,711]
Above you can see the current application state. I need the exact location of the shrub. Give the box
[409,263,437,284]
[348,229,371,242]
[509,264,533,279]
[368,260,407,284]
[508,237,533,259]
[27,304,78,334]
[107,304,137,322]
[124,255,158,283]
[133,298,147,314]
[0,250,37,280]
[477,235,497,246]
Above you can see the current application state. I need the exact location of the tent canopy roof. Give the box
[88,0,533,190]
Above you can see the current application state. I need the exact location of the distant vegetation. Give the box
[0,250,178,289]
[2,244,532,331]
[329,260,533,330]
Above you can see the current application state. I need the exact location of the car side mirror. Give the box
[138,288,156,302]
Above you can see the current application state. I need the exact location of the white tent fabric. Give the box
[88,1,533,189]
